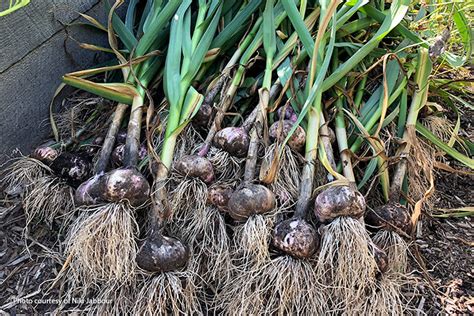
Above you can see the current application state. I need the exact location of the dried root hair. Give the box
[174,125,203,162]
[51,95,112,141]
[168,174,208,237]
[373,230,409,274]
[261,144,302,204]
[356,272,407,316]
[0,156,47,197]
[422,115,454,144]
[133,271,202,316]
[185,206,232,288]
[232,212,279,269]
[208,146,244,181]
[216,213,279,313]
[22,175,75,229]
[317,217,378,312]
[220,255,327,315]
[150,120,201,163]
[406,126,436,210]
[65,203,139,288]
[89,280,138,315]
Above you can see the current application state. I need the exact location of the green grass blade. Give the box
[360,4,425,46]
[273,7,320,69]
[138,0,156,35]
[336,0,369,28]
[262,0,276,89]
[397,87,408,137]
[62,76,136,104]
[179,86,205,125]
[433,209,474,218]
[263,0,276,57]
[183,9,193,59]
[282,4,338,148]
[125,0,139,31]
[336,18,374,38]
[344,108,390,200]
[453,5,472,64]
[357,158,378,189]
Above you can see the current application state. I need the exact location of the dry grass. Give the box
[356,273,407,315]
[169,176,208,234]
[52,95,112,141]
[152,123,202,165]
[406,126,436,210]
[316,217,378,312]
[65,203,139,288]
[89,280,138,315]
[422,115,454,144]
[174,126,203,162]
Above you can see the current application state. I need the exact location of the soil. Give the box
[406,167,474,315]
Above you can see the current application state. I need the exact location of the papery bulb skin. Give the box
[277,107,297,123]
[31,147,58,164]
[75,174,105,205]
[273,218,319,259]
[136,230,189,273]
[50,152,92,185]
[269,120,306,152]
[193,103,213,128]
[372,243,389,275]
[175,155,215,184]
[207,185,233,212]
[227,183,276,220]
[314,185,366,223]
[101,167,150,206]
[213,127,250,158]
[365,202,412,235]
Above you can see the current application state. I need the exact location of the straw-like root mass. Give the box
[186,206,232,288]
[261,144,302,204]
[232,213,276,269]
[133,271,201,316]
[65,203,139,286]
[23,175,75,228]
[219,256,327,315]
[169,176,208,235]
[317,217,378,311]
[372,229,409,274]
[207,147,244,181]
[0,157,47,197]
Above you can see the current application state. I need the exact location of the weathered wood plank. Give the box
[0,0,100,72]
